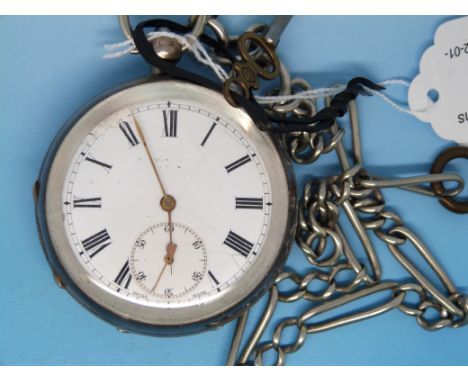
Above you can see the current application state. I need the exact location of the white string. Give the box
[184,34,229,81]
[363,86,415,116]
[103,31,229,81]
[255,78,414,114]
[255,85,346,103]
[104,33,423,117]
[380,79,411,87]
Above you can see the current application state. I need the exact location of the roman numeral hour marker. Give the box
[235,197,263,209]
[119,120,139,147]
[114,260,132,290]
[225,155,251,173]
[163,110,178,137]
[201,121,217,146]
[81,229,111,258]
[73,197,102,208]
[223,230,254,257]
[85,156,112,170]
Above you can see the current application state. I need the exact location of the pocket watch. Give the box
[34,16,296,335]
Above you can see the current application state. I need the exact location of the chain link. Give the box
[192,16,468,366]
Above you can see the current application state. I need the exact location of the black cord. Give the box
[269,77,384,133]
[131,18,384,134]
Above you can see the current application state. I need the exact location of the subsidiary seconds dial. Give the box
[130,222,208,299]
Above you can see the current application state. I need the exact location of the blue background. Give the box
[1,16,468,366]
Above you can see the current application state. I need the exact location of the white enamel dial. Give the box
[62,98,273,307]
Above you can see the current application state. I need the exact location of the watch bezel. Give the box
[35,77,297,335]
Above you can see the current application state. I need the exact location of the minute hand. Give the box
[132,113,168,197]
[131,113,177,212]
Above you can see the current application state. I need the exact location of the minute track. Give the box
[43,80,290,336]
[63,100,271,306]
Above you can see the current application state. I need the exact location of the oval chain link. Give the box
[195,17,468,366]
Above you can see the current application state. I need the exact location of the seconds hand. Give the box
[132,113,177,284]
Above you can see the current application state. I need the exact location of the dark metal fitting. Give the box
[431,145,468,214]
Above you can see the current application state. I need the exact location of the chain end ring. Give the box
[431,145,468,213]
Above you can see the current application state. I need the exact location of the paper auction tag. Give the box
[408,16,468,144]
